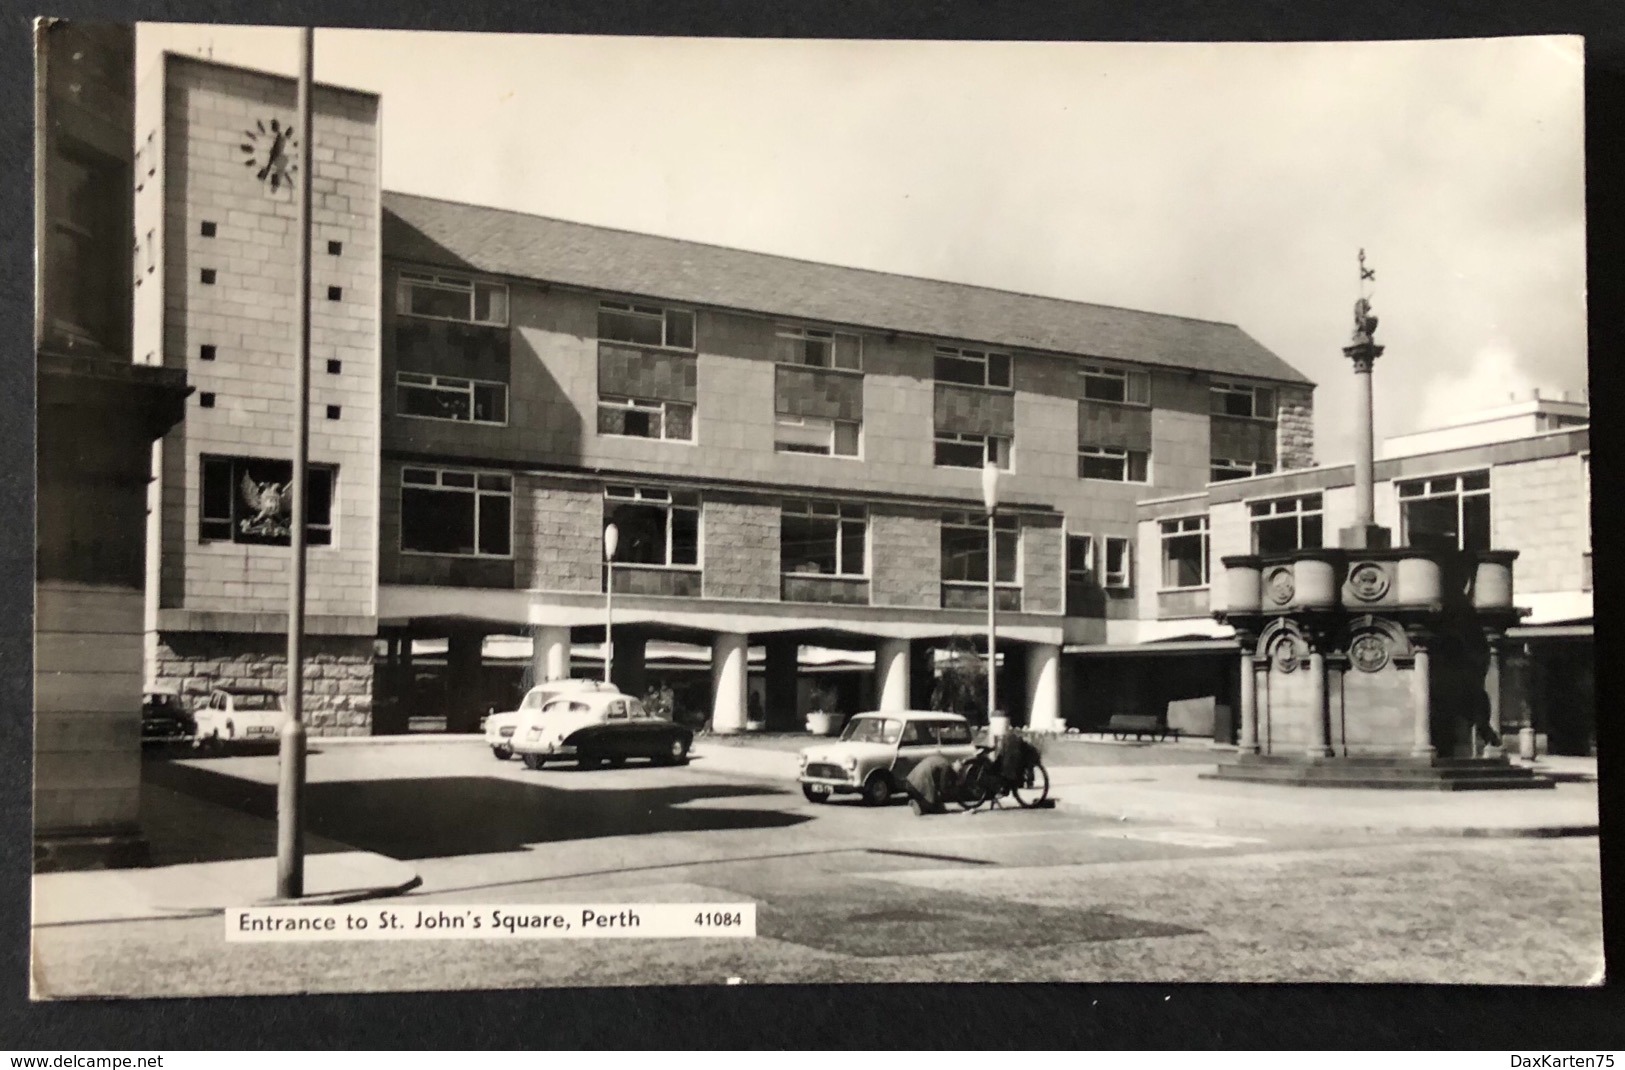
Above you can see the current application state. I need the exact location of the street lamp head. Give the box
[603,522,619,560]
[980,461,1000,513]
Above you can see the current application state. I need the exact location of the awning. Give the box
[1063,638,1239,656]
[1507,622,1592,640]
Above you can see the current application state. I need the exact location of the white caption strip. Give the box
[226,903,756,942]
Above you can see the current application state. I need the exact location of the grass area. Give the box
[698,730,1221,766]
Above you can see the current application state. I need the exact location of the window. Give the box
[398,372,508,425]
[1251,494,1323,554]
[326,405,341,420]
[941,512,1019,585]
[1081,363,1150,405]
[397,271,509,326]
[1103,536,1132,590]
[607,699,628,721]
[1398,471,1490,552]
[1211,458,1275,483]
[776,325,861,371]
[605,486,700,567]
[1160,516,1209,589]
[775,415,860,457]
[200,345,216,361]
[199,393,215,408]
[1211,381,1276,419]
[1067,534,1095,585]
[200,456,335,547]
[596,395,694,442]
[782,501,866,577]
[327,286,343,302]
[326,359,342,375]
[1079,445,1149,483]
[400,467,512,557]
[934,346,1012,389]
[201,220,216,237]
[46,143,124,349]
[598,301,695,350]
[328,240,342,255]
[935,431,1011,470]
[933,721,973,745]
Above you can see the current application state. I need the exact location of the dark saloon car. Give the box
[512,691,693,770]
[141,690,195,743]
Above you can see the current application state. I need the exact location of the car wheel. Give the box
[655,736,690,766]
[492,745,513,760]
[578,754,602,770]
[522,753,547,771]
[801,784,828,804]
[862,772,893,807]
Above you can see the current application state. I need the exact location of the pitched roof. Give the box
[382,191,1313,386]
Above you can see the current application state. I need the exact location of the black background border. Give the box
[2,0,1622,1050]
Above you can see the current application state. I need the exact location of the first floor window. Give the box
[1103,536,1132,589]
[934,346,1012,389]
[1067,534,1095,585]
[1081,363,1150,405]
[782,501,867,576]
[1079,445,1149,482]
[200,456,335,546]
[1160,516,1209,589]
[935,431,1011,470]
[941,512,1019,584]
[776,325,862,371]
[1251,493,1323,554]
[598,301,695,350]
[397,271,508,326]
[397,372,508,424]
[1398,471,1490,551]
[776,415,860,457]
[597,395,694,441]
[1211,380,1276,419]
[605,486,700,566]
[400,467,512,557]
[1211,457,1274,483]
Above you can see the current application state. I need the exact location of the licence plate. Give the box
[246,726,275,736]
[807,783,830,796]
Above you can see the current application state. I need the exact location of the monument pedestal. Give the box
[1205,752,1552,790]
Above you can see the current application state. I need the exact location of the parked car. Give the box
[798,710,978,805]
[141,689,195,743]
[194,687,285,746]
[485,679,619,759]
[511,689,693,770]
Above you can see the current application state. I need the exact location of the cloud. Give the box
[1414,341,1543,432]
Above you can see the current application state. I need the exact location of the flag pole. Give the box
[276,26,315,900]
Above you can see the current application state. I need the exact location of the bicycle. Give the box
[948,742,1051,811]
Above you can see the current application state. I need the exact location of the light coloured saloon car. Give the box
[485,679,620,759]
[798,710,978,806]
[194,686,285,746]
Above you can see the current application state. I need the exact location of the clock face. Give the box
[239,117,297,192]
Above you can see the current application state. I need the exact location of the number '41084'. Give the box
[695,911,743,926]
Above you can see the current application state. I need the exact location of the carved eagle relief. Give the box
[239,473,293,538]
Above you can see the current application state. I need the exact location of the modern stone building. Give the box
[139,56,1324,736]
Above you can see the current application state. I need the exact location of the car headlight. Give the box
[799,753,809,767]
[843,756,858,771]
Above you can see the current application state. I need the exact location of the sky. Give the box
[137,25,1588,465]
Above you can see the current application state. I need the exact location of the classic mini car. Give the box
[511,690,693,770]
[141,689,195,743]
[484,679,620,759]
[193,686,285,746]
[798,710,978,805]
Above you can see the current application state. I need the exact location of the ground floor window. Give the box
[941,511,1019,584]
[782,500,867,576]
[775,415,861,457]
[1398,471,1490,551]
[1160,515,1209,589]
[200,455,335,546]
[1079,444,1149,482]
[1210,457,1274,482]
[597,394,694,441]
[1251,493,1323,554]
[935,431,1011,470]
[400,467,512,557]
[605,485,700,566]
[397,372,508,424]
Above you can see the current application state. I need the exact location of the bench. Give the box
[1107,714,1181,742]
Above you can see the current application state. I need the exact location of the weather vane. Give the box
[1352,248,1379,346]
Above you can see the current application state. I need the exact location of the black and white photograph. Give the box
[28,21,1600,999]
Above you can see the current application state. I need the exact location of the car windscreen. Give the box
[840,717,901,745]
[520,691,554,710]
[232,693,281,711]
[540,700,593,716]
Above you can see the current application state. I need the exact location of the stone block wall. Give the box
[871,508,939,608]
[703,496,780,601]
[149,631,375,736]
[1491,453,1589,594]
[515,479,602,592]
[1021,517,1065,614]
[1276,385,1315,470]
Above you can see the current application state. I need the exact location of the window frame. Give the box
[1066,533,1096,585]
[775,324,863,373]
[774,414,862,458]
[1078,444,1150,484]
[596,394,696,443]
[1102,536,1133,590]
[1158,515,1210,591]
[199,455,337,548]
[939,511,1021,588]
[1396,470,1492,552]
[934,345,1013,390]
[1210,380,1277,420]
[597,300,697,351]
[934,430,1012,471]
[398,465,514,559]
[1248,493,1324,554]
[1210,457,1276,483]
[780,500,869,578]
[396,270,509,327]
[396,371,510,426]
[1080,363,1150,406]
[603,485,702,569]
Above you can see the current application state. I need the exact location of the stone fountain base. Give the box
[1205,752,1553,790]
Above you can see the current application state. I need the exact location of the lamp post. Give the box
[981,461,1002,742]
[275,26,315,901]
[603,523,619,686]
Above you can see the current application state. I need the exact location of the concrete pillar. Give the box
[1238,648,1259,755]
[1411,642,1435,758]
[1483,634,1504,756]
[531,626,571,684]
[610,631,647,698]
[446,631,484,733]
[1305,647,1331,758]
[764,637,800,730]
[909,642,936,712]
[1025,643,1062,732]
[875,637,911,712]
[710,632,750,734]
